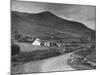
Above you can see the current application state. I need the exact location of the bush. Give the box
[13,31,22,40]
[18,37,33,43]
[11,44,20,56]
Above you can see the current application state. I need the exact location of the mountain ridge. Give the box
[11,11,95,40]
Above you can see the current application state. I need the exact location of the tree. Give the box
[11,44,20,56]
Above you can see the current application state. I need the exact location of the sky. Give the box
[11,0,96,30]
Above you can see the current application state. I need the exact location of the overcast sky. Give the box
[11,0,96,30]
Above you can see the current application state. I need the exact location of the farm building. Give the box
[32,38,41,46]
[32,37,62,47]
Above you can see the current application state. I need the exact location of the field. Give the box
[67,43,96,70]
[14,42,49,52]
[11,31,96,74]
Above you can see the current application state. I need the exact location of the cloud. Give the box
[52,5,96,29]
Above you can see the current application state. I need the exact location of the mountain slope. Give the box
[11,11,95,40]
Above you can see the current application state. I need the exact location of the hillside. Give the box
[11,11,95,41]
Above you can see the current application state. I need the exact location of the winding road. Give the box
[13,52,75,74]
[40,52,74,72]
[13,42,75,73]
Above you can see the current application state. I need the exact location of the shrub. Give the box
[13,31,22,40]
[11,44,20,56]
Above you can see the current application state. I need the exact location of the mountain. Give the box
[11,11,95,41]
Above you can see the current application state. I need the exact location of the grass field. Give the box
[67,43,96,70]
[11,40,96,74]
[14,42,49,52]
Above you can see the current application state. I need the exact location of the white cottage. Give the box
[32,38,62,47]
[32,38,41,46]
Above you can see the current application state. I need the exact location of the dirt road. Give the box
[40,52,74,72]
[13,52,75,74]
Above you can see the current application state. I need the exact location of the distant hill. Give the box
[11,11,95,41]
